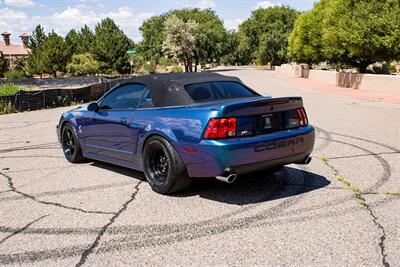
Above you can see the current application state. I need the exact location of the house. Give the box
[0,32,30,70]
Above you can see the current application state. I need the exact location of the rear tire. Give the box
[61,123,85,163]
[143,136,192,194]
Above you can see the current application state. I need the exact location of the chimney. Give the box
[19,33,30,48]
[1,32,11,46]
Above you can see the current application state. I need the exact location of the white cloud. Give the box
[0,7,30,36]
[4,0,38,8]
[0,5,154,43]
[224,18,244,30]
[255,1,282,9]
[194,0,216,9]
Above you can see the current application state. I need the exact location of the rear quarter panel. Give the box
[133,106,219,156]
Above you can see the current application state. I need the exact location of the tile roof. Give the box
[0,41,30,56]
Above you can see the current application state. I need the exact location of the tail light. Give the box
[297,107,308,126]
[289,107,308,128]
[204,117,237,139]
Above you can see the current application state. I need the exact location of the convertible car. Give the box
[57,72,315,194]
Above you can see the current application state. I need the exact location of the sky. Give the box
[0,0,317,44]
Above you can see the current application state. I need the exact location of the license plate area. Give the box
[255,112,285,134]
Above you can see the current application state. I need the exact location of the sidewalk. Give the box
[270,71,400,104]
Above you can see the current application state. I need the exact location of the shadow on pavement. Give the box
[175,166,330,205]
[90,161,330,206]
[90,161,146,180]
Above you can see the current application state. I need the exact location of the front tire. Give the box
[143,136,192,194]
[61,123,85,163]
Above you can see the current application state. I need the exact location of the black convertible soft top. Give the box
[117,72,248,107]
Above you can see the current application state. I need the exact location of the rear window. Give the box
[184,81,256,102]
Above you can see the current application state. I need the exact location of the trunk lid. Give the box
[217,97,306,138]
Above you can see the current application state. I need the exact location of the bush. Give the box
[158,57,178,67]
[367,63,397,75]
[66,53,100,76]
[0,101,14,114]
[169,65,183,73]
[5,70,26,79]
[0,83,22,96]
[143,63,156,74]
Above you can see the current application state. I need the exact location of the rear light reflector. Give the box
[296,109,304,126]
[204,117,237,139]
[296,107,308,126]
[300,108,308,125]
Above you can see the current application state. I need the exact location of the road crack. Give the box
[0,215,49,245]
[0,171,116,215]
[320,157,390,267]
[75,181,142,267]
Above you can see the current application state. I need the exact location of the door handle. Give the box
[120,117,128,125]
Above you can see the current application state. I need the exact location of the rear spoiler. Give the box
[221,97,303,117]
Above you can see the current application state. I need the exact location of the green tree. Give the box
[289,0,400,73]
[221,31,252,65]
[139,8,228,70]
[92,18,133,74]
[0,53,8,76]
[76,25,95,54]
[27,48,45,75]
[289,1,326,64]
[65,29,79,62]
[29,24,46,49]
[27,26,47,75]
[41,31,69,76]
[163,15,198,72]
[322,0,400,73]
[171,9,228,70]
[240,6,299,65]
[66,53,99,76]
[139,15,167,63]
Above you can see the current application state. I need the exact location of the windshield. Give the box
[184,81,257,103]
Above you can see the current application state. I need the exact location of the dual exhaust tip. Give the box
[215,156,312,184]
[216,168,237,184]
[297,155,312,165]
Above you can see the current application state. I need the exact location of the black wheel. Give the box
[61,123,85,163]
[143,136,192,194]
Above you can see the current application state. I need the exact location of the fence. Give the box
[0,77,128,112]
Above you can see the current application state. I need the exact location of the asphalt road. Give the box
[0,68,399,266]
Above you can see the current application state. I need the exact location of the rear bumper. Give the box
[174,125,315,177]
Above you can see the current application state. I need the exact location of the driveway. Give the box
[0,67,399,266]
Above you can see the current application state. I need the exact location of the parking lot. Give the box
[0,68,399,266]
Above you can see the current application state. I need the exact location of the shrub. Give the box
[143,63,156,74]
[5,70,26,79]
[0,101,14,114]
[0,83,22,96]
[169,65,183,73]
[66,53,100,76]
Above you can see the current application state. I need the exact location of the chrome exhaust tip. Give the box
[296,156,312,165]
[216,168,237,183]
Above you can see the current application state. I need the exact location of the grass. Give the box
[4,70,26,79]
[0,101,14,114]
[0,83,23,96]
[337,176,362,196]
[318,156,328,162]
[382,191,400,197]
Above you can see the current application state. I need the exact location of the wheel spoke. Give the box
[149,148,169,182]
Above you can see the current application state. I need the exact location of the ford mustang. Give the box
[57,72,315,194]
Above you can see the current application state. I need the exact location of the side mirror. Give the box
[87,102,99,112]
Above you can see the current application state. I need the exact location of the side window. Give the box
[138,89,153,108]
[99,84,146,110]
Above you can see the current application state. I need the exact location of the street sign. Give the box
[127,49,136,55]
